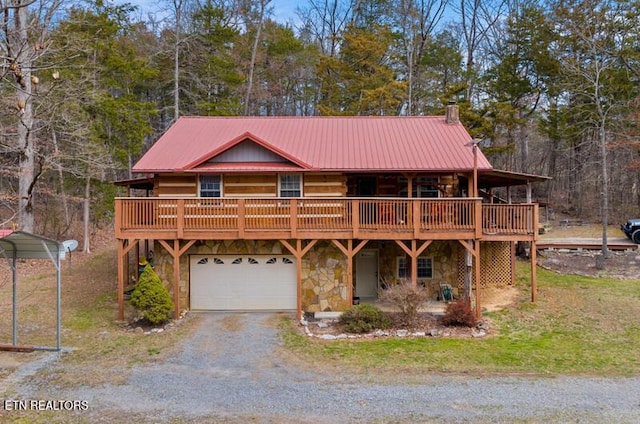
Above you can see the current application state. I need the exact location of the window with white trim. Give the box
[279,174,301,197]
[417,257,433,278]
[397,256,433,279]
[199,175,221,197]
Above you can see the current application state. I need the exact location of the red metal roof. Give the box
[0,229,13,238]
[133,116,493,173]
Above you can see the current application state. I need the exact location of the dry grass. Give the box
[540,223,624,239]
[0,229,200,389]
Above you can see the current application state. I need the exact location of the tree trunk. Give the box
[244,0,269,115]
[51,129,70,229]
[15,3,36,232]
[173,1,182,122]
[519,110,529,173]
[82,174,91,254]
[600,121,609,258]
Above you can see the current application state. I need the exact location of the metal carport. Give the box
[0,230,64,351]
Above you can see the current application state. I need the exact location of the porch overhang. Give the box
[478,169,551,189]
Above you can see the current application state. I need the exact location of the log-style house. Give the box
[115,106,548,320]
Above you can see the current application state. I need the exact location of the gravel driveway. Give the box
[5,312,640,423]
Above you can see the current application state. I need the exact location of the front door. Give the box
[355,250,378,298]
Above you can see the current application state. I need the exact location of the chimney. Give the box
[445,101,459,124]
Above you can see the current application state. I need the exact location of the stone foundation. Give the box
[151,239,512,314]
[301,241,349,312]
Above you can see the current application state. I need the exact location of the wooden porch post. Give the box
[531,239,537,302]
[172,239,180,319]
[332,239,368,307]
[458,239,481,318]
[134,242,140,282]
[117,239,139,320]
[280,239,318,320]
[158,239,196,319]
[472,143,478,197]
[474,241,481,319]
[410,240,418,287]
[117,240,125,321]
[394,240,432,288]
[531,205,539,302]
[295,240,303,320]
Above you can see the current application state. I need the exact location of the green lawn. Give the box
[282,262,640,377]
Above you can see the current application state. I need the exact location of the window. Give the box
[417,184,439,198]
[199,175,221,197]
[398,177,439,198]
[397,256,433,279]
[417,257,433,279]
[279,174,301,197]
[397,257,407,278]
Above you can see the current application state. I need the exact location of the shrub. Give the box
[130,265,175,325]
[377,279,430,326]
[441,300,477,327]
[338,304,391,334]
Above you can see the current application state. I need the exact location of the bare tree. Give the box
[297,0,353,57]
[391,0,447,115]
[239,0,272,115]
[553,0,637,257]
[453,0,505,103]
[1,0,63,232]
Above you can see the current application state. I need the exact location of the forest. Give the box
[1,0,639,250]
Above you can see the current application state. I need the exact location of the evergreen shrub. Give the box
[130,265,174,325]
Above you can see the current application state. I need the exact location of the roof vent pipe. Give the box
[445,101,459,124]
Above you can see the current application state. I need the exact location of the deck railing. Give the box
[115,197,537,239]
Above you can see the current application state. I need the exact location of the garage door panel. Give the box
[190,255,296,310]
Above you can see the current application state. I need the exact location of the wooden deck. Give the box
[537,237,638,251]
[114,197,538,242]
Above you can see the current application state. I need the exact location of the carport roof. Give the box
[0,230,64,351]
[0,230,65,260]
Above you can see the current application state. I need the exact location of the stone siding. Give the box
[301,241,349,312]
[377,240,461,298]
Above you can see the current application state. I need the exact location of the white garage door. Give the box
[190,254,297,310]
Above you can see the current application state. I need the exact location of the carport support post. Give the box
[56,251,61,350]
[12,250,17,345]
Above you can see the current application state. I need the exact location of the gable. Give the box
[208,140,289,164]
[185,131,311,171]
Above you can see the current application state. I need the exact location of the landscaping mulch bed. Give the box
[299,310,491,340]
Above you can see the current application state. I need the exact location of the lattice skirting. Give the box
[456,241,514,291]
